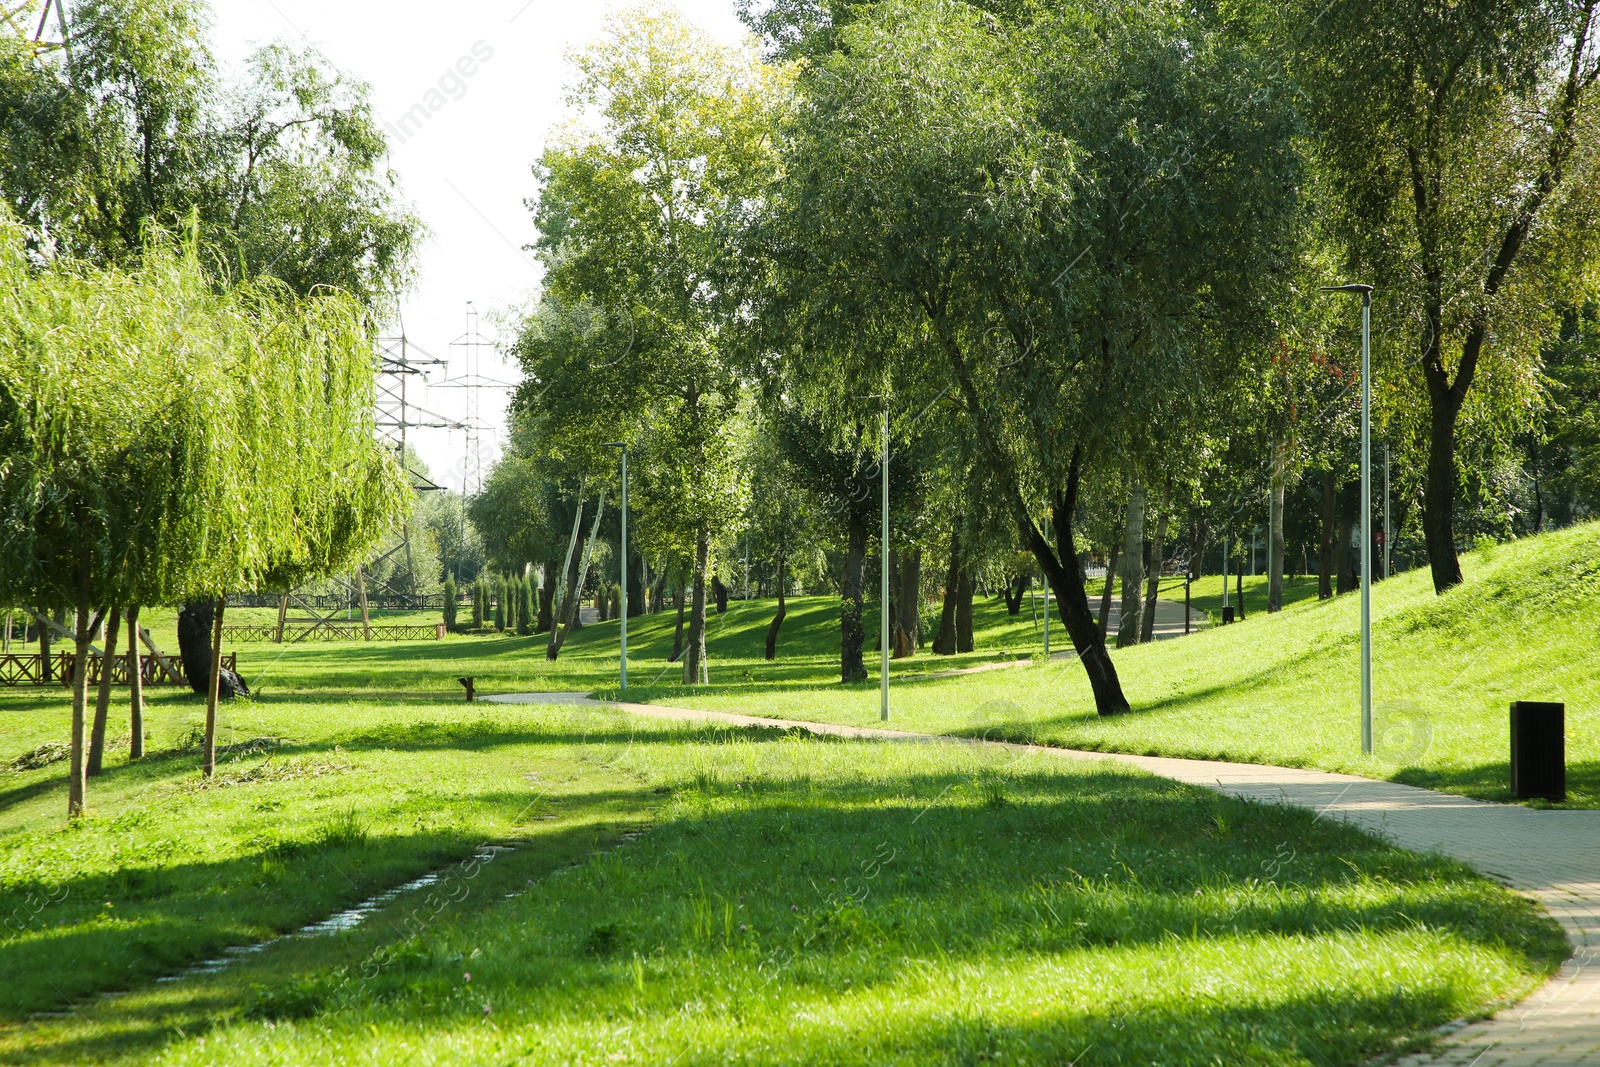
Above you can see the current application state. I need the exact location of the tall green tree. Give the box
[1,0,419,306]
[520,5,790,685]
[0,222,406,812]
[764,0,1301,713]
[1296,0,1600,591]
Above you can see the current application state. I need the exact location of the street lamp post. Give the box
[604,442,628,693]
[1320,284,1374,755]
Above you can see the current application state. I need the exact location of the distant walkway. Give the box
[484,692,1600,1066]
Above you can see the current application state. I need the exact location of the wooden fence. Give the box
[222,624,445,643]
[0,652,234,688]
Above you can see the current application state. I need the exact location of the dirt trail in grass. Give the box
[486,691,1600,1067]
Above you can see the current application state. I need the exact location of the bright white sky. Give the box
[207,0,751,492]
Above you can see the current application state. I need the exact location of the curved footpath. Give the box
[485,692,1600,1066]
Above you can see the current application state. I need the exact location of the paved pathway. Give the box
[484,692,1600,1065]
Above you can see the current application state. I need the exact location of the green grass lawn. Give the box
[623,524,1600,808]
[0,692,1564,1065]
[1,527,1591,1062]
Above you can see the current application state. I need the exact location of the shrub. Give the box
[442,575,457,632]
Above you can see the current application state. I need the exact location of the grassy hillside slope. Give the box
[643,523,1600,807]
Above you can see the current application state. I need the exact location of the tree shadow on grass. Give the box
[6,763,1565,1065]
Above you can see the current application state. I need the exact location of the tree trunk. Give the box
[275,594,288,643]
[892,547,921,658]
[1003,573,1028,616]
[1269,428,1287,612]
[1117,480,1146,648]
[932,527,962,656]
[68,566,91,816]
[765,556,787,660]
[955,569,975,652]
[202,595,225,778]
[683,524,711,685]
[1336,488,1357,595]
[39,607,52,683]
[711,575,728,615]
[1423,396,1465,591]
[537,560,556,633]
[1014,450,1129,715]
[840,524,868,681]
[1098,542,1118,640]
[549,491,606,660]
[628,549,645,618]
[126,605,144,760]
[87,607,122,777]
[1141,507,1169,643]
[1319,468,1336,600]
[671,561,687,661]
[1190,513,1207,579]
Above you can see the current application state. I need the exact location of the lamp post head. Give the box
[602,441,625,449]
[1320,283,1374,305]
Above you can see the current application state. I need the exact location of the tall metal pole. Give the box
[620,446,628,693]
[881,410,890,721]
[1360,290,1373,754]
[1322,283,1375,755]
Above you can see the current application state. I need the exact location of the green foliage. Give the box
[493,575,506,633]
[1,0,421,307]
[517,574,535,636]
[441,576,457,632]
[0,218,407,610]
[470,579,485,630]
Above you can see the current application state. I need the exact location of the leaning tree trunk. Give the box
[1013,449,1130,715]
[765,555,787,660]
[1117,480,1147,648]
[840,524,868,682]
[68,564,91,816]
[1097,542,1119,639]
[549,491,605,660]
[202,595,225,778]
[126,605,144,760]
[683,524,711,685]
[1268,428,1287,612]
[1140,506,1169,644]
[87,607,123,777]
[1423,392,1465,592]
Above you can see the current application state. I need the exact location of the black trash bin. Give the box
[1510,701,1565,802]
[1222,606,1235,625]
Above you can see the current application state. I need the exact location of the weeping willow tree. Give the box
[0,218,407,814]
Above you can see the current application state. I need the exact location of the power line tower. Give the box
[369,320,465,605]
[434,301,515,497]
[2,1,68,61]
[263,318,468,640]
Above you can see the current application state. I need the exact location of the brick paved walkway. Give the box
[486,692,1600,1064]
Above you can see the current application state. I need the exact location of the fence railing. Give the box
[225,593,455,612]
[223,624,445,643]
[0,652,234,688]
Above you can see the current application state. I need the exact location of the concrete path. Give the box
[483,692,1600,1066]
